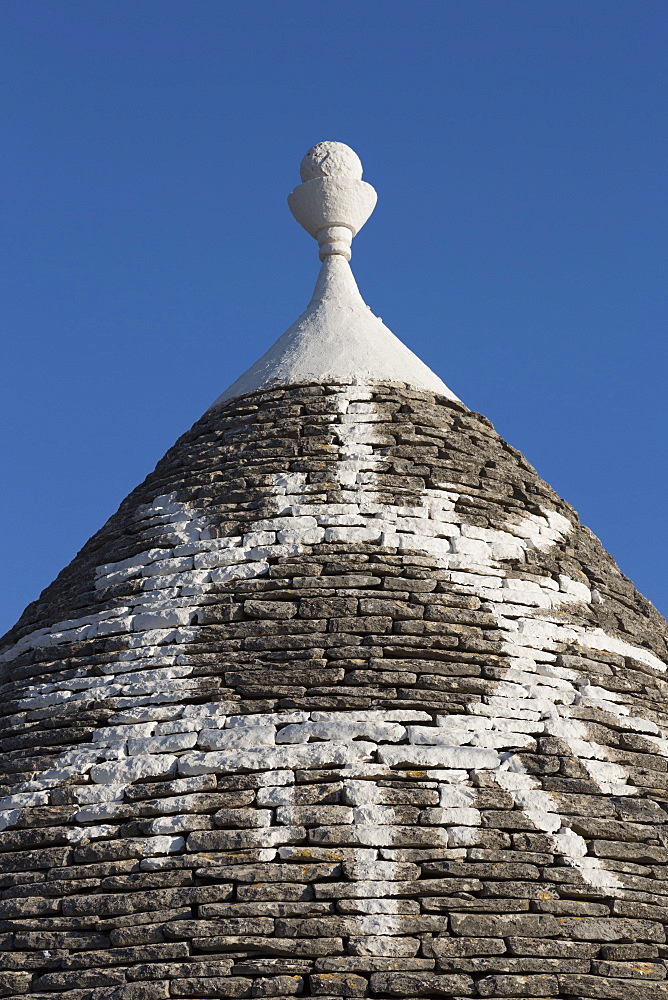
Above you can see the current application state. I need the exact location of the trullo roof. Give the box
[1,142,667,1000]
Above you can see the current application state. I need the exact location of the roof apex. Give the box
[213,142,458,406]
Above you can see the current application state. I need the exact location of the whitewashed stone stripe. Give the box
[1,387,665,898]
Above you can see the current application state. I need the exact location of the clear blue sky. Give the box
[1,1,666,634]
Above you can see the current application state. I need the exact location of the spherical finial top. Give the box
[299,141,364,183]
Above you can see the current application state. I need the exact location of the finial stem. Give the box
[317,225,353,261]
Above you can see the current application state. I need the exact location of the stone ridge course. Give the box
[0,380,667,999]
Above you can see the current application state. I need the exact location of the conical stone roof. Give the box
[2,143,668,1000]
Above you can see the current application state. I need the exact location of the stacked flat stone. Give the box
[1,145,667,1000]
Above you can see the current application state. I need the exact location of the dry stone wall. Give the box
[1,382,668,1000]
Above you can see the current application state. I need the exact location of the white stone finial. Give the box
[288,141,378,261]
[210,141,460,407]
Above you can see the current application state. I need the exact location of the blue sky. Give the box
[1,1,666,634]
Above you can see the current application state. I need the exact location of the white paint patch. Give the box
[1,387,666,899]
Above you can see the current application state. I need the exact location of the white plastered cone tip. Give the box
[212,141,459,407]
